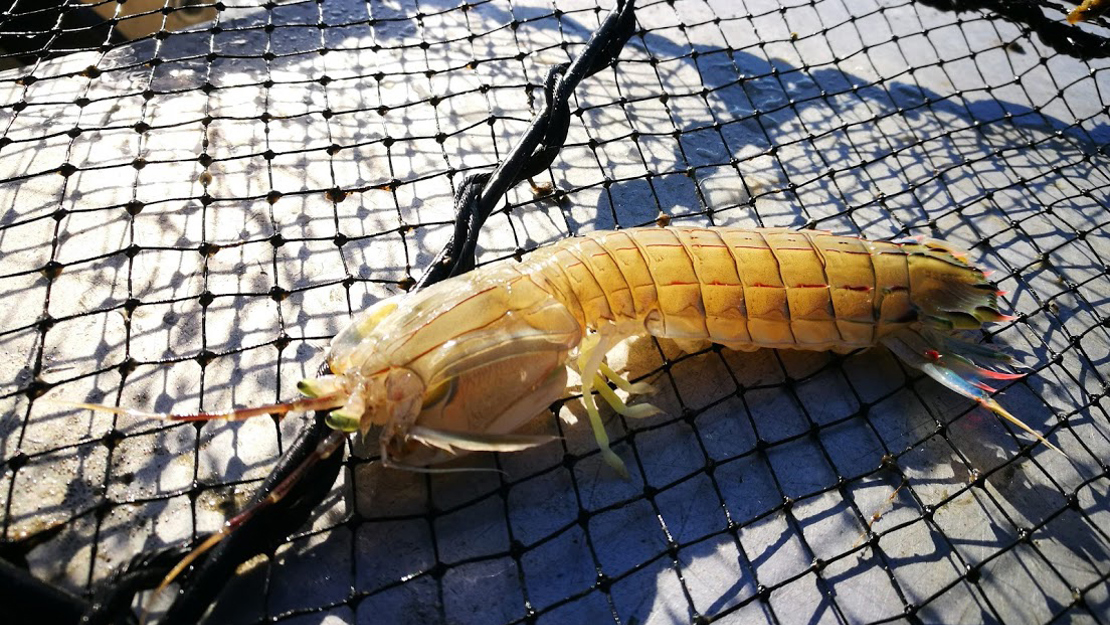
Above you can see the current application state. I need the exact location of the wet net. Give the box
[1,0,1109,623]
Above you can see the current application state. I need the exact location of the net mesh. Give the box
[2,0,1109,623]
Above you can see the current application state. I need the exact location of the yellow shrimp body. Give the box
[528,227,929,353]
[306,226,1049,473]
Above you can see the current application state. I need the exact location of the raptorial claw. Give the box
[407,426,558,453]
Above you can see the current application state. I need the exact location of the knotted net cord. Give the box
[0,0,1107,624]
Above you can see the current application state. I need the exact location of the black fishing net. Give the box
[1,0,1108,623]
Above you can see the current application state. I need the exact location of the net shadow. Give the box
[1,0,1108,624]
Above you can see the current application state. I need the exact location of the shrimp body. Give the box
[525,227,991,353]
[307,227,1048,474]
[63,227,1052,478]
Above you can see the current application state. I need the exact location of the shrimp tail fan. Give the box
[905,243,1014,330]
[880,328,1062,455]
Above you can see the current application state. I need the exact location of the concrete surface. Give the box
[1,0,1109,623]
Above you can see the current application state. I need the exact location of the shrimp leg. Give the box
[599,362,655,395]
[577,331,631,478]
[593,375,660,419]
[594,360,658,419]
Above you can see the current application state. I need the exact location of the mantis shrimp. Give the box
[317,225,1055,470]
[60,226,1058,613]
[70,226,1055,477]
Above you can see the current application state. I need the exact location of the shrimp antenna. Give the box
[49,394,346,422]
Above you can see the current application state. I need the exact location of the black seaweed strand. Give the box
[417,0,637,288]
[919,0,1110,58]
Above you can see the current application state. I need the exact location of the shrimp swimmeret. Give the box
[68,226,1059,479]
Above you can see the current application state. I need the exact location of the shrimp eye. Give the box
[298,376,336,398]
[325,410,361,432]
